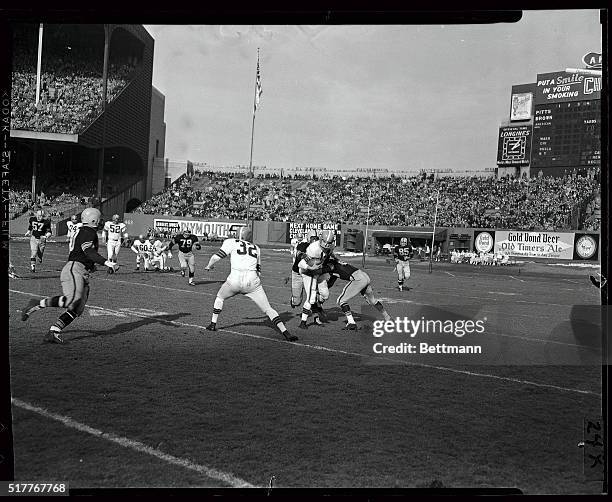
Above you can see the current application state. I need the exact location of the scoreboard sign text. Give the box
[287,222,341,244]
[496,126,532,166]
[535,71,601,104]
[154,219,243,238]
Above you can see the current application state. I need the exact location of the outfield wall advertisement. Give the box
[287,222,342,244]
[153,218,244,238]
[474,230,598,260]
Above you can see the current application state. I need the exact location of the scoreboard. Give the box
[531,99,601,170]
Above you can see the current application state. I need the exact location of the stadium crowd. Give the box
[134,169,600,231]
[11,42,137,134]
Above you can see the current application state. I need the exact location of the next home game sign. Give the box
[287,222,341,244]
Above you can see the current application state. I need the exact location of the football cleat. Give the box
[135,266,140,271]
[282,331,298,342]
[398,286,403,291]
[345,323,358,331]
[313,317,324,326]
[205,322,217,331]
[298,321,308,330]
[189,280,196,286]
[21,298,40,321]
[44,330,64,344]
[8,271,19,279]
[181,270,186,277]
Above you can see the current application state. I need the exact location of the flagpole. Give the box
[429,190,440,273]
[362,188,372,268]
[35,23,43,106]
[245,48,261,226]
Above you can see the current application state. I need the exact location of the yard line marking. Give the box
[488,292,518,296]
[444,271,456,277]
[9,289,600,397]
[11,398,257,488]
[509,275,525,283]
[563,279,580,284]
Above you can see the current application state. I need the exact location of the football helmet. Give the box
[112,214,120,223]
[81,207,101,228]
[182,229,190,236]
[306,229,318,242]
[400,237,408,246]
[239,226,253,242]
[70,215,78,223]
[319,230,335,250]
[36,210,45,221]
[138,234,145,242]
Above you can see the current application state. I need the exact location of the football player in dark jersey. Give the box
[169,229,201,286]
[25,209,52,272]
[21,208,119,344]
[393,237,413,291]
[320,255,392,330]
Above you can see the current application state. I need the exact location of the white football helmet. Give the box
[306,229,319,242]
[112,214,120,223]
[138,234,145,242]
[81,207,101,228]
[70,215,78,223]
[319,230,335,250]
[239,226,253,242]
[36,210,45,221]
[400,237,408,246]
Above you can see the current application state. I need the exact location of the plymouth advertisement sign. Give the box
[153,218,244,238]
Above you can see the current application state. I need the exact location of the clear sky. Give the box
[144,10,601,173]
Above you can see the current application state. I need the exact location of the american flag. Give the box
[254,52,262,113]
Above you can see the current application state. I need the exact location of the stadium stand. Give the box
[11,25,138,135]
[134,168,600,231]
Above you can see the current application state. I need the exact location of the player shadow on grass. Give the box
[219,310,294,331]
[65,312,192,343]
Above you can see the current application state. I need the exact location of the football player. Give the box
[169,229,201,285]
[103,214,128,265]
[321,255,392,330]
[21,207,119,344]
[290,234,302,260]
[394,237,413,291]
[131,234,153,271]
[8,261,19,279]
[25,209,52,272]
[296,229,335,329]
[290,229,318,308]
[204,226,298,342]
[150,234,170,271]
[67,214,82,240]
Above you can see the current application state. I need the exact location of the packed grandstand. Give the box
[131,168,601,232]
[11,24,139,135]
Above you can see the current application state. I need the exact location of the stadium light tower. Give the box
[97,24,111,201]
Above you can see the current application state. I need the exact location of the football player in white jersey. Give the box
[131,234,153,271]
[290,233,302,260]
[67,214,82,240]
[150,234,171,271]
[296,229,335,329]
[103,214,128,264]
[204,226,298,342]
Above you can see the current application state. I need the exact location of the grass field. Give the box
[7,240,604,493]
